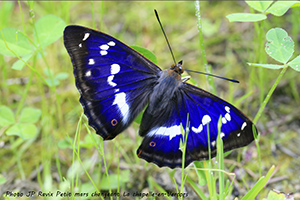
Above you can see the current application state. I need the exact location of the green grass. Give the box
[1,1,300,200]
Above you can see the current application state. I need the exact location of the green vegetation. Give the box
[1,1,299,199]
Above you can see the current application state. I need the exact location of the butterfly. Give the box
[63,25,256,169]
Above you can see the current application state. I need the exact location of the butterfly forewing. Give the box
[181,83,255,158]
[64,25,160,140]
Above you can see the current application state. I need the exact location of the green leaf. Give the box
[0,28,32,56]
[99,170,130,190]
[6,123,38,140]
[67,161,81,179]
[288,55,300,72]
[131,45,158,64]
[0,105,15,127]
[45,78,59,87]
[248,63,284,70]
[226,13,267,22]
[217,118,225,200]
[0,174,7,185]
[43,69,68,86]
[19,107,41,123]
[246,1,273,12]
[263,190,291,200]
[80,183,95,198]
[242,165,275,200]
[12,53,32,70]
[194,161,207,185]
[57,139,73,149]
[265,28,294,63]
[43,68,53,77]
[0,2,14,28]
[266,1,299,16]
[291,2,300,8]
[134,111,143,124]
[34,15,66,48]
[79,134,99,148]
[55,72,69,80]
[186,176,208,200]
[202,18,221,37]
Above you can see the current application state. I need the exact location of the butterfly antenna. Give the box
[154,10,238,84]
[154,9,177,65]
[184,69,239,83]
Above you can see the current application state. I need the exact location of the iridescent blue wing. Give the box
[137,83,255,168]
[64,25,161,140]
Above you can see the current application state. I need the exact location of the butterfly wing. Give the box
[64,25,161,140]
[137,94,192,168]
[137,82,255,168]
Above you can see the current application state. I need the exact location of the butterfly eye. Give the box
[178,66,184,74]
[173,65,184,74]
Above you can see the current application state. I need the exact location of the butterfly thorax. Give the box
[147,64,183,115]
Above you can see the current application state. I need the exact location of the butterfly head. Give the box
[170,60,184,75]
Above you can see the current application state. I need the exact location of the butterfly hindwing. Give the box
[64,25,161,140]
[137,94,190,168]
[137,82,255,168]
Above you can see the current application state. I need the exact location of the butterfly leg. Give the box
[181,76,190,82]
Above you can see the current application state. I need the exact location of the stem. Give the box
[90,0,96,29]
[253,65,288,124]
[195,0,216,95]
[18,1,26,35]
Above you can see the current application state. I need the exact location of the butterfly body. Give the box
[64,25,256,168]
[148,67,182,115]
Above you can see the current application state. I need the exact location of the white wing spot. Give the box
[107,75,117,87]
[220,132,225,139]
[100,50,108,55]
[100,44,109,50]
[111,64,120,75]
[225,113,231,121]
[148,127,166,137]
[113,92,129,123]
[202,115,211,125]
[79,43,82,48]
[237,132,241,137]
[108,41,115,46]
[85,70,91,77]
[192,124,203,133]
[241,122,247,130]
[211,140,216,147]
[82,33,90,41]
[147,126,181,141]
[167,126,182,140]
[88,59,95,65]
[222,117,227,124]
[225,106,230,113]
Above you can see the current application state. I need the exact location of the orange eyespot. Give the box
[111,119,118,126]
[149,141,156,147]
